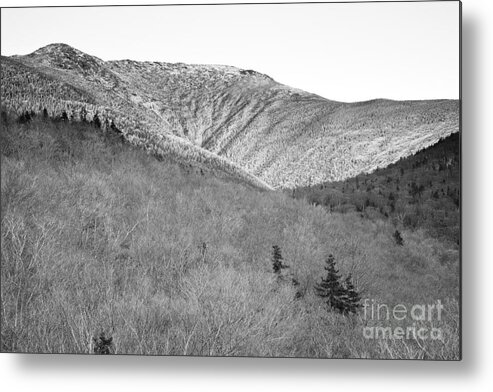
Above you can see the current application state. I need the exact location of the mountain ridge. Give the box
[1,43,459,188]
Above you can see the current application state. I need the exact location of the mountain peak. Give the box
[29,43,91,57]
[22,43,104,73]
[36,42,76,51]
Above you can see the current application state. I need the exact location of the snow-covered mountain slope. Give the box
[1,43,459,188]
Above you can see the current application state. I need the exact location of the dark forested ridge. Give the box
[293,132,460,245]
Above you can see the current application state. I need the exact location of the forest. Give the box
[293,132,460,246]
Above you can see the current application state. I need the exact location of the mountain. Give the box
[1,43,459,188]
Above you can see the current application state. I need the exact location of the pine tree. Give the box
[315,254,346,313]
[272,245,286,274]
[342,274,361,314]
[393,230,404,246]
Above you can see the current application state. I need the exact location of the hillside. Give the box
[1,43,459,188]
[294,132,460,245]
[1,111,459,358]
[1,52,272,190]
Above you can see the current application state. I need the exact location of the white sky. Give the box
[0,1,460,102]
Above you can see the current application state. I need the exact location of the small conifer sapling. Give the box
[393,230,404,246]
[272,245,288,274]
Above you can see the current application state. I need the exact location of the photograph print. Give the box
[0,1,461,359]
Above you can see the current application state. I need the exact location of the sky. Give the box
[0,1,460,102]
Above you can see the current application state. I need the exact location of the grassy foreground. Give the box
[0,113,459,358]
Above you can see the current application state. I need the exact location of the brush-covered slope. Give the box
[1,112,459,358]
[1,43,459,188]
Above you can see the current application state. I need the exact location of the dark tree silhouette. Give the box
[315,255,362,315]
[315,254,346,313]
[342,274,361,314]
[393,230,404,246]
[271,245,288,274]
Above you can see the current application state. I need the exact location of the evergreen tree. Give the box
[61,111,69,122]
[342,274,361,314]
[393,230,404,246]
[42,108,49,119]
[271,245,287,274]
[315,254,346,313]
